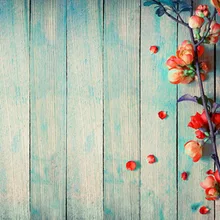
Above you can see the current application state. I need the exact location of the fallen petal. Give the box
[150,45,159,54]
[199,206,210,214]
[181,172,188,180]
[126,161,136,171]
[158,111,167,120]
[147,155,156,164]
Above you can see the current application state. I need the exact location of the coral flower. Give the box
[205,188,219,200]
[195,130,206,139]
[195,5,209,17]
[207,35,219,44]
[212,113,220,129]
[201,170,220,200]
[210,21,220,36]
[200,175,216,189]
[168,67,193,84]
[188,110,208,129]
[189,15,205,29]
[211,0,220,15]
[200,62,209,73]
[184,140,203,162]
[197,45,205,57]
[176,40,194,65]
[166,56,186,70]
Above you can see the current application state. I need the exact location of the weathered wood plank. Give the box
[0,0,30,219]
[104,0,140,219]
[67,0,103,219]
[141,1,177,219]
[30,0,66,218]
[178,1,214,219]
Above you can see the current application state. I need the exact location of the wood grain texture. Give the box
[104,0,140,219]
[0,0,30,219]
[30,0,66,219]
[178,1,215,219]
[67,0,103,219]
[141,1,177,219]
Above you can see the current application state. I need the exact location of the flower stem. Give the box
[189,27,220,175]
[162,6,220,174]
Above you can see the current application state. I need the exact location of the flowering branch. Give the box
[195,9,217,46]
[144,0,220,201]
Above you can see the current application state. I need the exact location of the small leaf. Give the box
[156,6,165,17]
[196,95,209,106]
[177,94,198,103]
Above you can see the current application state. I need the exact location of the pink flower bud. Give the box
[195,5,209,17]
[184,140,203,162]
[189,15,204,29]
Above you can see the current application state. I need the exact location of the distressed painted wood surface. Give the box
[104,1,140,219]
[67,0,103,219]
[0,0,30,219]
[141,1,177,219]
[30,0,66,218]
[0,0,219,219]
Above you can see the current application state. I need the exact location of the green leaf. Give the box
[196,95,209,106]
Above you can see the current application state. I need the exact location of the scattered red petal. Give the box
[206,169,214,175]
[126,161,136,171]
[181,172,188,180]
[158,111,167,120]
[147,155,156,164]
[150,45,159,54]
[199,206,210,215]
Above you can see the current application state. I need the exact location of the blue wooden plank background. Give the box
[0,0,219,219]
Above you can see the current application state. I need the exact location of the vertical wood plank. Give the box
[67,0,103,219]
[178,1,214,219]
[30,0,66,218]
[0,0,30,219]
[104,0,140,219]
[141,1,177,219]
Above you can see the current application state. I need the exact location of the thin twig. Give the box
[162,5,220,174]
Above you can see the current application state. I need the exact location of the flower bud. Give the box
[189,15,204,29]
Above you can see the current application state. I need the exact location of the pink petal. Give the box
[181,172,188,180]
[126,161,136,171]
[147,155,156,164]
[158,111,167,120]
[199,206,210,214]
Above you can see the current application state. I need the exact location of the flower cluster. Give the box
[200,169,220,200]
[189,5,220,44]
[183,111,220,162]
[166,40,207,84]
[188,110,220,140]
